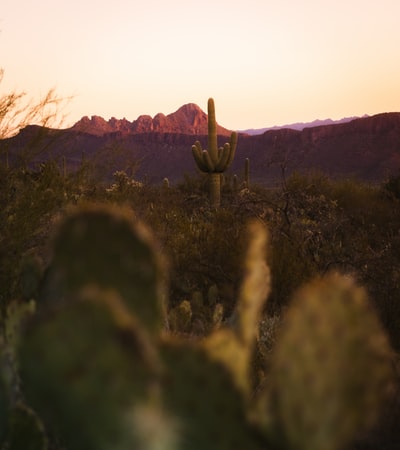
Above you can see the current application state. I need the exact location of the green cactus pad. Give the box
[18,254,43,301]
[42,203,167,334]
[159,337,263,450]
[236,220,270,347]
[19,288,161,450]
[202,221,270,396]
[2,402,48,450]
[267,273,394,450]
[0,360,8,443]
[202,328,250,396]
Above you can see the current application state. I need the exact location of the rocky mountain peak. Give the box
[70,103,232,136]
[71,115,113,136]
[168,103,231,135]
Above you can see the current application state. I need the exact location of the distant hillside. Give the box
[1,107,399,186]
[240,116,368,135]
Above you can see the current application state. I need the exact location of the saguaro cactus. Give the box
[244,158,250,188]
[192,98,237,208]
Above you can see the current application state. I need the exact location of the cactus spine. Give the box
[192,98,237,208]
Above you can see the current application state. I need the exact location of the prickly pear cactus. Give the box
[159,337,263,450]
[0,343,8,443]
[203,221,270,397]
[158,224,270,446]
[16,206,270,450]
[19,288,162,450]
[18,204,168,450]
[18,254,43,302]
[266,273,394,450]
[13,202,395,450]
[236,220,271,347]
[41,203,167,335]
[1,303,46,450]
[2,402,48,450]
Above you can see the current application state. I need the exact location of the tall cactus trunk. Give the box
[209,173,221,208]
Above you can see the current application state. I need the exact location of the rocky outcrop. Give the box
[131,115,154,133]
[70,115,113,136]
[70,103,232,137]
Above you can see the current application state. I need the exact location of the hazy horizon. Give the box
[2,1,400,131]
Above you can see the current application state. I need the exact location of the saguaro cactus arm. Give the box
[226,131,238,168]
[215,143,231,172]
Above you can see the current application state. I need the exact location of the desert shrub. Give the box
[0,157,107,313]
[1,156,400,351]
[256,173,400,343]
[0,165,64,308]
[176,172,209,198]
[383,171,400,200]
[150,204,248,313]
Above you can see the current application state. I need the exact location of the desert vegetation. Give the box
[1,91,400,450]
[1,161,400,449]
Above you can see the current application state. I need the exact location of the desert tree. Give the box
[0,69,71,311]
[0,68,69,139]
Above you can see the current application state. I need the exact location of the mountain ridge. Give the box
[239,115,369,135]
[69,103,370,137]
[2,107,400,186]
[70,103,232,137]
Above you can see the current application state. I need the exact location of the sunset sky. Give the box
[2,0,400,131]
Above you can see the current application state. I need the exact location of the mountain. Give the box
[235,112,400,185]
[70,103,232,136]
[240,116,367,135]
[1,106,400,186]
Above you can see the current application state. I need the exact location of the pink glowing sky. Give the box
[2,0,400,130]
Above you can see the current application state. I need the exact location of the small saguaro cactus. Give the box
[232,174,239,193]
[162,177,170,189]
[191,98,237,208]
[244,158,250,188]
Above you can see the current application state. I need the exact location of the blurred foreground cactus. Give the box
[191,98,237,208]
[264,273,394,450]
[42,204,167,335]
[0,203,395,450]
